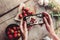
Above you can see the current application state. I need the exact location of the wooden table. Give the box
[0,0,60,40]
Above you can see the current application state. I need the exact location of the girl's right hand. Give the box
[42,12,60,40]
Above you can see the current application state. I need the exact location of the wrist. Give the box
[22,35,28,40]
[51,33,59,40]
[50,31,55,36]
[22,37,28,40]
[50,32,56,38]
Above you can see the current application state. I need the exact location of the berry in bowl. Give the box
[5,24,21,40]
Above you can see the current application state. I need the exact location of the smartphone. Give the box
[23,13,44,26]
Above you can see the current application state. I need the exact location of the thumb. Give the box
[20,19,24,33]
[23,21,27,31]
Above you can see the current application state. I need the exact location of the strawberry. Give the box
[14,33,17,38]
[24,8,29,11]
[19,14,23,18]
[24,13,27,17]
[22,10,27,17]
[31,11,35,15]
[22,11,26,14]
[17,27,20,30]
[14,31,17,34]
[30,18,35,23]
[28,11,32,15]
[7,31,10,34]
[8,34,13,39]
[13,27,16,30]
[8,28,11,31]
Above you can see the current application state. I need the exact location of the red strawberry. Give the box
[22,11,27,17]
[14,33,17,38]
[17,27,20,30]
[22,11,26,14]
[30,18,35,23]
[24,8,29,11]
[13,27,16,30]
[14,31,17,34]
[7,31,10,34]
[31,11,35,15]
[19,14,23,18]
[28,11,32,15]
[8,28,11,31]
[24,13,27,17]
[8,34,13,39]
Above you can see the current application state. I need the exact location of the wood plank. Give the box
[0,0,27,15]
[0,8,18,24]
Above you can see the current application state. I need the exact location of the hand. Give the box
[43,12,60,40]
[42,12,55,35]
[20,19,28,40]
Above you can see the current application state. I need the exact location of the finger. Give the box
[20,19,24,33]
[23,21,27,31]
[43,17,51,32]
[43,17,49,27]
[42,12,52,25]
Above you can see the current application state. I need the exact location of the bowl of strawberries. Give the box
[5,24,21,40]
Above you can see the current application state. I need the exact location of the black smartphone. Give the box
[23,13,44,26]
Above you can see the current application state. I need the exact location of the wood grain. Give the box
[0,0,27,15]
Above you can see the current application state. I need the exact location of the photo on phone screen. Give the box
[24,13,44,26]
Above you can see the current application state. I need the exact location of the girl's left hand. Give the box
[20,19,28,40]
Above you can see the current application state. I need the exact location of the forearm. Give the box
[51,33,60,40]
[22,34,28,40]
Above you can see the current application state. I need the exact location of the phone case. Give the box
[24,13,44,26]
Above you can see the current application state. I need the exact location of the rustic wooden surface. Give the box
[0,0,27,15]
[0,0,60,40]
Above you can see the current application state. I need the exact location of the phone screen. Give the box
[24,14,44,26]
